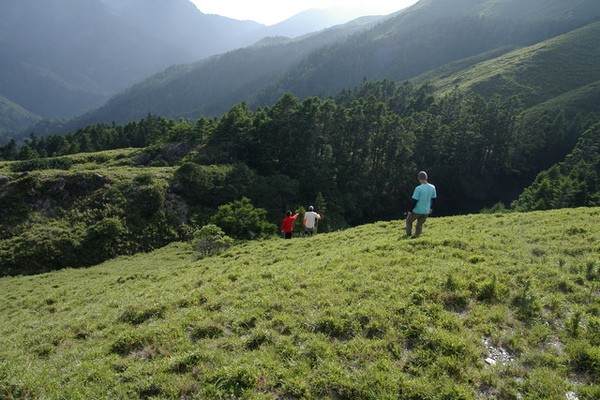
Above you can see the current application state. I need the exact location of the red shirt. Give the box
[281,214,299,233]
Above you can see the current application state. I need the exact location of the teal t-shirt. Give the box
[412,183,437,214]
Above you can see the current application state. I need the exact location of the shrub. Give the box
[125,178,166,219]
[193,224,233,257]
[84,217,128,259]
[211,197,277,240]
[480,202,511,214]
[0,222,83,275]
[174,163,255,207]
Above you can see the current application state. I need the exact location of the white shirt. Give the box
[304,211,321,228]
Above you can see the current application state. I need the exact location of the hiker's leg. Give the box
[415,214,428,237]
[406,213,417,236]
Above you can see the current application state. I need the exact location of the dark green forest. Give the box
[512,122,600,211]
[3,80,597,219]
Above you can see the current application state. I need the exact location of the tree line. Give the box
[2,80,597,227]
[512,122,600,211]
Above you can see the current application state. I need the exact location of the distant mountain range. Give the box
[2,0,600,143]
[0,0,385,141]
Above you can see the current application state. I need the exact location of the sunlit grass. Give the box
[430,21,600,109]
[1,207,600,398]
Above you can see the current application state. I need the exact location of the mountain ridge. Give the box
[3,0,600,144]
[45,0,599,137]
[1,0,378,140]
[24,16,387,136]
[423,20,600,107]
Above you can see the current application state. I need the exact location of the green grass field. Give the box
[1,208,600,399]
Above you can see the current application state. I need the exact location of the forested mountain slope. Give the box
[1,0,368,140]
[0,0,191,121]
[0,95,42,135]
[39,0,600,139]
[28,17,384,136]
[512,122,600,211]
[250,0,600,106]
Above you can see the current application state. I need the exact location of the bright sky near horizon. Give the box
[190,0,419,26]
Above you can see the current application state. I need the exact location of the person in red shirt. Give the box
[281,210,299,239]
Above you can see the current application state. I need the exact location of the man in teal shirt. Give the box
[406,171,437,238]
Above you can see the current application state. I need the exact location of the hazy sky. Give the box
[190,0,419,25]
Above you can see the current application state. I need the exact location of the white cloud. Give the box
[190,0,418,25]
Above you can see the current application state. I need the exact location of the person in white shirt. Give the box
[303,206,322,236]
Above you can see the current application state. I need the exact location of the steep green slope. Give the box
[409,0,600,21]
[411,45,519,85]
[1,208,600,398]
[427,20,600,108]
[250,0,598,107]
[521,79,600,123]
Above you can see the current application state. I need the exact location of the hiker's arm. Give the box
[409,198,418,212]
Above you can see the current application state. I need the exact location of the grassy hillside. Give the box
[410,0,600,21]
[0,148,188,275]
[411,45,519,86]
[520,80,600,124]
[2,208,600,398]
[427,20,600,108]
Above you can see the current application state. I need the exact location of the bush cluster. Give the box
[0,170,182,275]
